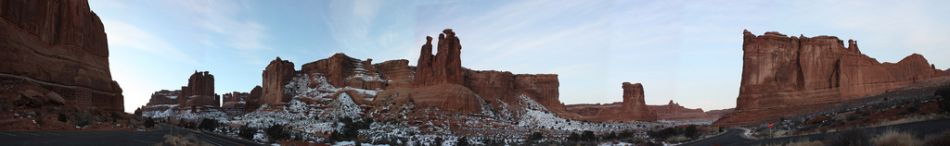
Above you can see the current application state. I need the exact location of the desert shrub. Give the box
[144,118,155,128]
[582,130,596,141]
[238,125,255,140]
[57,112,68,122]
[197,118,218,131]
[455,136,469,146]
[824,130,869,146]
[685,125,699,138]
[871,130,920,146]
[938,84,950,113]
[527,131,543,141]
[266,125,288,142]
[924,131,950,146]
[432,136,444,146]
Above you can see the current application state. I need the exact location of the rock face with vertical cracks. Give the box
[262,57,295,105]
[715,30,948,126]
[0,0,123,112]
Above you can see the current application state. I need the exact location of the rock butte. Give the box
[0,0,123,111]
[715,30,949,126]
[565,82,657,121]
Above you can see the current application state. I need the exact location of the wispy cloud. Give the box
[174,0,271,64]
[103,20,197,64]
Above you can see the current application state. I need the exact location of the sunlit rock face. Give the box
[0,0,123,111]
[716,30,948,126]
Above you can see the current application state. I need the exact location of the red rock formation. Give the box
[245,86,263,112]
[146,90,180,105]
[716,30,947,126]
[262,57,295,105]
[300,53,387,90]
[705,108,734,120]
[415,29,464,86]
[564,82,657,121]
[180,71,218,107]
[376,60,412,89]
[0,0,123,111]
[648,100,713,121]
[222,92,247,108]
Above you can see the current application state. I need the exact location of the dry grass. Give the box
[874,114,946,127]
[923,130,950,146]
[763,139,824,146]
[871,130,921,146]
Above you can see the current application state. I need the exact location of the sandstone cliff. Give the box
[262,57,295,105]
[0,0,123,111]
[715,30,947,126]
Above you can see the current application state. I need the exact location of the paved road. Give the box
[684,118,950,146]
[0,124,262,146]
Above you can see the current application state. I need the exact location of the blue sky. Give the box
[88,0,950,113]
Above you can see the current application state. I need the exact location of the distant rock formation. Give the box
[244,86,263,112]
[179,71,218,107]
[565,82,657,121]
[716,30,948,126]
[0,0,123,111]
[222,91,248,115]
[146,90,180,106]
[262,57,295,105]
[648,100,713,121]
[301,53,387,90]
[415,29,464,86]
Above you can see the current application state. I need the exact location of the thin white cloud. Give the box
[103,20,197,64]
[173,0,272,63]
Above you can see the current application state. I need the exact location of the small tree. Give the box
[567,132,581,142]
[198,118,219,131]
[685,125,699,138]
[266,125,288,142]
[456,136,469,146]
[144,118,156,128]
[937,85,950,113]
[239,125,255,140]
[582,131,596,141]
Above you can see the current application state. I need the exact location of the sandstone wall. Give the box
[262,58,295,105]
[0,0,123,111]
[716,30,947,126]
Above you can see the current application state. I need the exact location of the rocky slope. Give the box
[715,30,948,126]
[0,0,123,112]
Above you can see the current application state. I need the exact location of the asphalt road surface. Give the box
[0,124,262,146]
[683,118,950,146]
